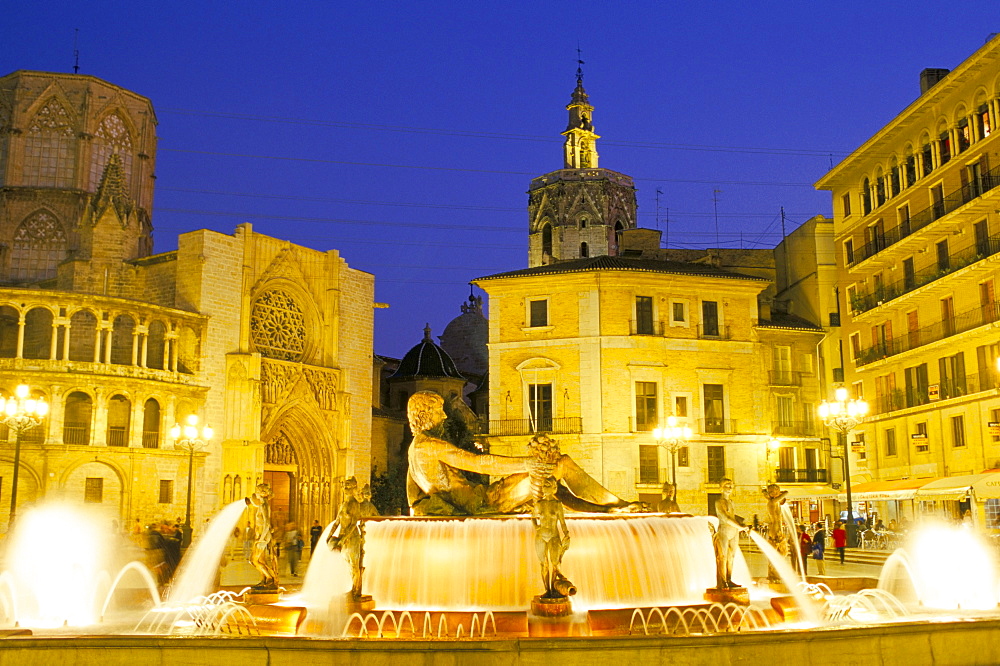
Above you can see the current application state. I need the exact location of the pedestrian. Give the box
[798,524,812,576]
[812,522,827,575]
[833,520,847,564]
[285,522,300,576]
[310,520,323,554]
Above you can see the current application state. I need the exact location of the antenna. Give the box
[655,188,663,234]
[713,189,722,247]
[73,28,80,73]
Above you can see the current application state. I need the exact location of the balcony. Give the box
[697,325,731,340]
[486,417,582,437]
[856,301,1000,367]
[874,371,997,416]
[636,466,670,486]
[848,162,1000,267]
[769,370,803,386]
[775,468,828,483]
[850,232,1000,314]
[700,418,738,434]
[629,319,665,336]
[771,420,817,437]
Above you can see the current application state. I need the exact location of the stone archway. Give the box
[261,402,338,531]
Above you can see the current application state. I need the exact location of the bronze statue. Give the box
[762,482,791,581]
[246,483,280,589]
[405,391,631,515]
[328,476,364,599]
[532,476,575,598]
[656,481,681,514]
[712,478,747,589]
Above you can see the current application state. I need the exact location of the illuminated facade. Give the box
[816,35,1000,522]
[0,71,373,531]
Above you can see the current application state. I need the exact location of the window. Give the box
[986,498,1000,529]
[939,352,966,399]
[992,408,1000,443]
[902,257,915,291]
[776,396,794,427]
[11,211,67,283]
[932,184,945,218]
[851,381,864,400]
[941,296,955,337]
[159,480,173,504]
[844,239,854,265]
[635,296,654,335]
[529,299,548,327]
[854,432,867,461]
[142,398,160,449]
[904,363,929,407]
[580,242,589,258]
[773,346,791,383]
[84,478,103,503]
[951,414,966,447]
[541,224,553,257]
[922,143,934,176]
[674,395,688,417]
[89,113,133,191]
[23,98,76,187]
[638,445,659,484]
[914,422,929,453]
[64,391,92,445]
[936,239,950,272]
[939,131,951,165]
[978,105,992,139]
[957,119,971,153]
[634,381,657,431]
[107,395,131,447]
[849,332,861,361]
[890,166,900,196]
[579,217,588,228]
[976,343,1000,390]
[677,446,690,467]
[842,193,852,217]
[975,220,990,256]
[671,301,687,325]
[905,153,917,185]
[885,428,897,457]
[703,384,725,433]
[528,383,553,431]
[898,204,911,237]
[707,446,726,483]
[701,301,719,337]
[862,178,872,215]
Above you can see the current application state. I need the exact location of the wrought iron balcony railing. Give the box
[771,420,817,437]
[486,417,582,437]
[775,468,828,483]
[700,418,738,434]
[768,370,803,386]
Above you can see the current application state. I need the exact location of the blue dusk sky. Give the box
[4,3,999,358]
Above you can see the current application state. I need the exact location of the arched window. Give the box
[64,391,93,445]
[107,394,131,447]
[23,98,75,187]
[89,113,134,191]
[0,306,18,358]
[11,211,67,282]
[580,242,589,257]
[142,398,160,449]
[68,310,98,362]
[861,178,872,215]
[579,217,588,229]
[233,476,242,501]
[22,307,53,359]
[110,315,135,365]
[541,223,553,257]
[147,320,166,369]
[613,221,624,253]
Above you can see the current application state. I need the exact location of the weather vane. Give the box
[576,44,584,82]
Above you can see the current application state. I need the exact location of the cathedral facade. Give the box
[0,71,373,532]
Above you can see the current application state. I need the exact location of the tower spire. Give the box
[562,51,599,169]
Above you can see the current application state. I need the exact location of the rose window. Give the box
[250,290,306,361]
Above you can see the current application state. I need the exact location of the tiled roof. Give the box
[473,255,769,282]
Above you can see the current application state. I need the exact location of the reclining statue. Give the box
[405,390,632,515]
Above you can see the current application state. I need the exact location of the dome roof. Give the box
[439,295,488,376]
[390,324,464,380]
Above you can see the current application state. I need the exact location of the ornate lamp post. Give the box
[818,387,869,548]
[170,414,213,548]
[653,416,693,485]
[2,385,48,530]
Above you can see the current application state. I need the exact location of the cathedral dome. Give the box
[390,324,463,380]
[439,294,487,376]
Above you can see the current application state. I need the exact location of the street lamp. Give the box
[2,385,48,530]
[818,386,869,548]
[653,416,693,485]
[170,414,213,548]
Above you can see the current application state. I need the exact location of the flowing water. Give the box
[747,530,821,624]
[167,501,248,603]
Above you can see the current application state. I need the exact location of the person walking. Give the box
[812,522,827,575]
[309,520,323,554]
[832,521,847,565]
[797,525,812,576]
[285,522,301,577]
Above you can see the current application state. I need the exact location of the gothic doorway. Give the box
[264,469,294,528]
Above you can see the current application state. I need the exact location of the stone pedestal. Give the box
[244,589,280,605]
[528,596,585,637]
[531,595,572,618]
[345,594,376,613]
[704,586,749,605]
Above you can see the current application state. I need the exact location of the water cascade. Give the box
[168,501,248,603]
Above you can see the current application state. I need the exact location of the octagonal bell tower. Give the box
[527,65,638,267]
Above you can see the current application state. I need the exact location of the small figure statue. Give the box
[713,478,747,589]
[359,483,379,519]
[327,476,364,599]
[762,482,790,582]
[656,481,681,514]
[532,476,574,599]
[245,483,279,589]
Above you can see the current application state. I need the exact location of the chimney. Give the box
[920,68,950,94]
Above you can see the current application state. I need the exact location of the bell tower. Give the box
[527,64,638,268]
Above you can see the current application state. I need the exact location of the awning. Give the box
[783,485,839,501]
[837,477,937,502]
[915,472,1000,501]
